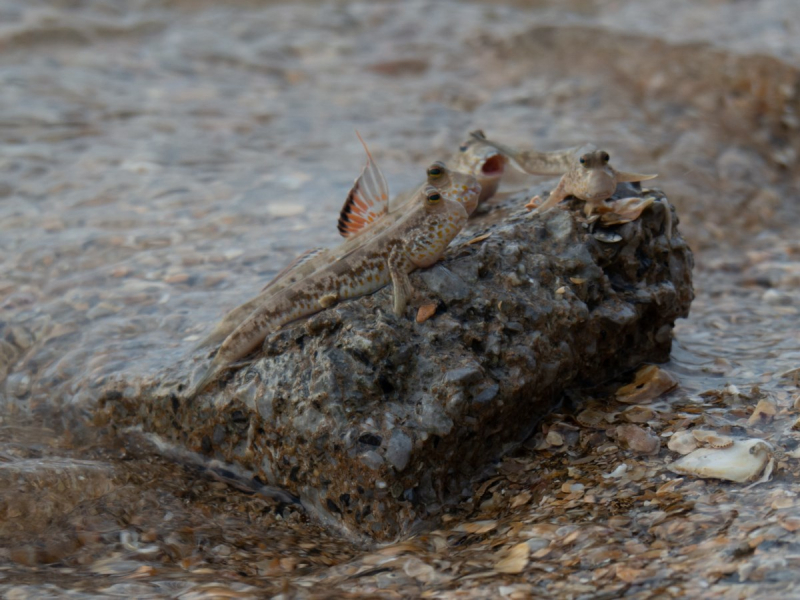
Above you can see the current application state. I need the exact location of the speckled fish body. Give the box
[528,148,658,215]
[474,134,657,216]
[189,168,480,395]
[472,131,585,177]
[196,137,496,350]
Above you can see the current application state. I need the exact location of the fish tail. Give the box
[186,358,225,398]
[193,328,225,351]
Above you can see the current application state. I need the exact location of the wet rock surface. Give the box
[100,187,692,540]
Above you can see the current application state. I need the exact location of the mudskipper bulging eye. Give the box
[427,161,446,179]
[600,151,610,163]
[579,155,588,166]
[425,187,442,204]
[459,145,469,152]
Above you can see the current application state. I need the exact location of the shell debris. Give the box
[747,397,777,426]
[465,233,492,246]
[692,429,734,448]
[669,439,774,483]
[622,405,656,423]
[416,303,438,323]
[616,365,679,404]
[494,542,530,575]
[599,196,656,226]
[667,430,698,455]
[614,424,660,455]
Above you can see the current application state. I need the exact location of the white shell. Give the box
[668,439,773,483]
[667,430,698,455]
[692,429,734,449]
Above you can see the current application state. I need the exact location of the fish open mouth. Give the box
[481,155,505,177]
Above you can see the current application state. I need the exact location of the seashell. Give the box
[616,365,679,404]
[692,429,734,448]
[576,408,608,428]
[592,230,623,243]
[622,405,656,423]
[599,197,656,226]
[416,303,437,323]
[667,430,698,455]
[546,430,564,446]
[615,424,660,455]
[668,439,773,483]
[747,397,777,426]
[494,542,530,574]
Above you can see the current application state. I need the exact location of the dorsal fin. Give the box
[261,247,325,292]
[337,131,390,238]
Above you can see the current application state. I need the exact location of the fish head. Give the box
[425,161,482,216]
[403,184,468,268]
[450,130,507,203]
[575,149,617,202]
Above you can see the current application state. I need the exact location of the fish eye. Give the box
[425,186,442,204]
[427,161,446,178]
[579,155,590,167]
[600,151,610,163]
[459,145,469,152]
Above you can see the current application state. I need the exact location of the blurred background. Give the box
[0,0,798,596]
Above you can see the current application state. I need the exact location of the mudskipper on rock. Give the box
[473,133,657,217]
[197,131,505,350]
[188,161,480,396]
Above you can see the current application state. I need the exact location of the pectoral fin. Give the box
[337,131,390,238]
[388,246,413,317]
[615,171,658,183]
[530,176,568,213]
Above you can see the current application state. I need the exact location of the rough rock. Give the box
[99,185,693,541]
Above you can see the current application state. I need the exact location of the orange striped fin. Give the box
[337,131,389,238]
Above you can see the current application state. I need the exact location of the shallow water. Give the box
[1,0,799,597]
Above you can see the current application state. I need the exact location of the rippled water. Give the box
[1,0,799,596]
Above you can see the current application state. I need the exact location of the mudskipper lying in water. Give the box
[197,131,506,351]
[188,161,480,396]
[473,133,657,217]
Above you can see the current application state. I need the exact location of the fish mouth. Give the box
[480,154,506,178]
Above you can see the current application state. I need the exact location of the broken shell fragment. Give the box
[668,439,774,483]
[616,365,679,404]
[622,405,656,423]
[692,429,734,448]
[576,408,608,428]
[416,303,438,324]
[592,230,623,243]
[615,424,660,455]
[494,542,530,575]
[545,430,564,447]
[747,397,777,426]
[667,430,698,455]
